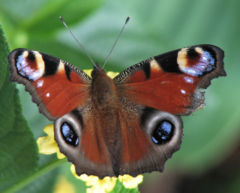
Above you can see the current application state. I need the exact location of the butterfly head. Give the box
[91,62,105,78]
[90,63,117,109]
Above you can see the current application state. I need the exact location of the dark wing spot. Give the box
[27,51,36,61]
[151,120,174,145]
[154,51,182,73]
[187,47,199,59]
[42,54,60,76]
[65,64,72,81]
[142,62,151,79]
[61,122,79,146]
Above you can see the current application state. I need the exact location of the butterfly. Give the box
[8,44,226,178]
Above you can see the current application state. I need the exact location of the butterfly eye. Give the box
[151,120,174,144]
[61,122,79,146]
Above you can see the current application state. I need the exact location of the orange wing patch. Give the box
[124,72,200,115]
[80,118,111,165]
[33,74,89,118]
[119,111,151,163]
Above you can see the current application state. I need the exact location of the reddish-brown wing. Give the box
[9,49,91,120]
[107,44,226,176]
[115,45,226,115]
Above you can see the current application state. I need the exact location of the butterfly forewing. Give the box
[114,44,225,115]
[9,48,91,120]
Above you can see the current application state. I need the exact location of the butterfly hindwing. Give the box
[116,105,183,176]
[9,48,91,120]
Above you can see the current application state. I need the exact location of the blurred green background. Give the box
[0,0,240,192]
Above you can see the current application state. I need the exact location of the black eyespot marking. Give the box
[61,122,79,146]
[65,64,72,81]
[142,62,151,79]
[151,120,174,144]
[187,48,199,59]
[42,54,59,76]
[154,51,181,73]
[27,51,36,61]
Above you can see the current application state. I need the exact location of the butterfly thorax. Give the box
[91,67,118,110]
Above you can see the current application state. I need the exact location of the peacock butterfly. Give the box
[8,44,226,178]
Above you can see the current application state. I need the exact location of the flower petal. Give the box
[54,176,75,193]
[43,124,55,137]
[119,175,143,189]
[71,165,117,193]
[106,71,118,78]
[83,69,118,78]
[37,124,65,159]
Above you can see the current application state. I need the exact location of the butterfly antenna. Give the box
[59,16,97,68]
[102,17,130,68]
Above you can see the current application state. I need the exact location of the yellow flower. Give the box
[83,69,118,78]
[70,165,143,192]
[119,175,143,189]
[54,176,75,193]
[37,124,65,159]
[71,165,117,193]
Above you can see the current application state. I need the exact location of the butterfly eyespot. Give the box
[54,111,82,150]
[61,122,79,146]
[142,108,183,148]
[151,120,174,144]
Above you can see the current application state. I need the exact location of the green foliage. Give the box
[0,0,240,192]
[0,27,38,192]
[0,25,8,89]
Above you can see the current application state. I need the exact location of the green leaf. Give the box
[4,157,65,193]
[0,25,8,90]
[0,0,48,23]
[24,0,106,35]
[0,27,38,191]
[15,168,59,193]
